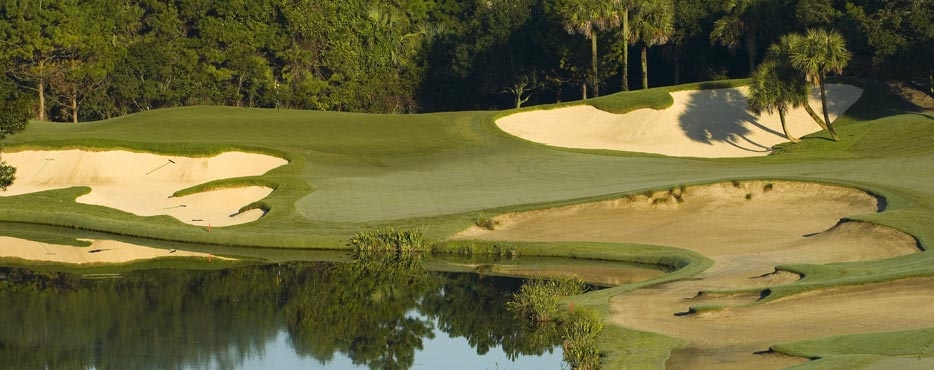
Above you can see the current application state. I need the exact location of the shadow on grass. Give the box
[840,79,934,122]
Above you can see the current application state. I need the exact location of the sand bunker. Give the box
[0,236,220,264]
[497,84,863,158]
[455,181,923,370]
[1,150,287,227]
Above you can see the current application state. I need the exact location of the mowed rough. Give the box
[456,181,924,370]
[1,150,287,227]
[497,84,862,158]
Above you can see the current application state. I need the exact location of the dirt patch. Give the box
[454,180,922,370]
[887,81,934,110]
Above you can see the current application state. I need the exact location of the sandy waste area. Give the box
[497,84,863,158]
[456,181,928,370]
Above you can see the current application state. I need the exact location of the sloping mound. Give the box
[1,150,287,227]
[497,84,862,158]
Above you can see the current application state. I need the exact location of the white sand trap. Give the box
[455,181,923,370]
[0,237,221,264]
[497,84,863,158]
[1,150,287,227]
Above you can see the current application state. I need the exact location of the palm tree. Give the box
[710,0,762,74]
[628,0,673,90]
[767,33,830,133]
[612,0,640,91]
[557,0,617,98]
[747,58,809,143]
[788,28,851,141]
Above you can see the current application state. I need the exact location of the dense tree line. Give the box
[0,0,931,122]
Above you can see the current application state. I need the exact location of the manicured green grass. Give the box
[771,329,934,370]
[2,79,933,369]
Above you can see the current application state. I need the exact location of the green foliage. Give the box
[0,161,14,191]
[0,78,31,137]
[562,308,604,370]
[507,277,586,323]
[844,1,934,83]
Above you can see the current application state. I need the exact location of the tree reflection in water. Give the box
[0,258,561,370]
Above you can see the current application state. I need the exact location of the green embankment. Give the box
[2,79,934,369]
[772,329,934,370]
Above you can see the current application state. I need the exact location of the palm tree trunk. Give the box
[779,109,799,143]
[674,54,680,85]
[591,33,599,97]
[621,9,629,91]
[804,102,828,130]
[744,32,757,75]
[818,77,840,141]
[641,45,648,90]
[582,83,588,100]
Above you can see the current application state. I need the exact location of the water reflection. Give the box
[0,261,563,370]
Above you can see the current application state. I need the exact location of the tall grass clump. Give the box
[432,240,519,260]
[507,277,586,323]
[347,229,430,277]
[562,308,604,370]
[347,228,428,257]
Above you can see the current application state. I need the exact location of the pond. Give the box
[0,229,667,370]
[0,257,643,370]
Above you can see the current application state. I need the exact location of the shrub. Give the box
[474,217,499,230]
[562,308,604,370]
[507,277,585,323]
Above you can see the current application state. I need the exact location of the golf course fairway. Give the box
[2,80,933,370]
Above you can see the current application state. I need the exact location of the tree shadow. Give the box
[677,88,779,154]
[839,79,934,121]
[821,85,864,123]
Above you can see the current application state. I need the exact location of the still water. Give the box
[0,262,567,370]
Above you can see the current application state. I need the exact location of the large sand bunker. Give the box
[497,84,863,158]
[1,150,287,227]
[456,181,923,370]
